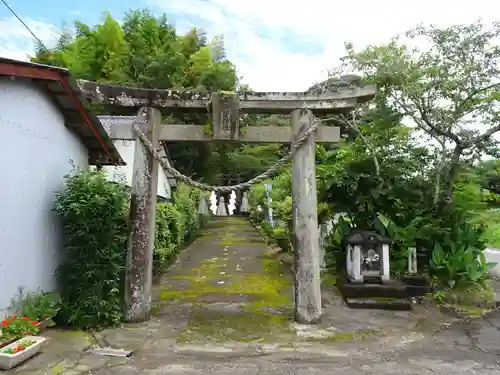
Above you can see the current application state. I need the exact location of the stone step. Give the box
[402,275,430,286]
[345,297,412,311]
[339,282,407,299]
[405,284,430,297]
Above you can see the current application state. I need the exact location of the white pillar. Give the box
[381,244,390,282]
[240,192,249,213]
[209,191,217,215]
[352,245,363,283]
[197,195,208,215]
[216,196,227,216]
[408,247,417,274]
[346,245,353,279]
[228,191,236,215]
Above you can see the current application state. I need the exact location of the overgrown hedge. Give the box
[154,184,208,274]
[54,168,207,329]
[53,168,129,329]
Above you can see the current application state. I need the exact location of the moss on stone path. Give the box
[154,217,295,344]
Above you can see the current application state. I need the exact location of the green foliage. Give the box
[172,183,202,240]
[472,208,500,247]
[154,184,207,275]
[30,9,252,187]
[9,287,62,322]
[341,21,500,209]
[323,216,355,270]
[430,242,496,287]
[30,9,288,189]
[154,202,183,272]
[53,168,129,329]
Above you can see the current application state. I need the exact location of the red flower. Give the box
[10,316,17,321]
[23,331,29,335]
[1,320,7,326]
[32,321,38,325]
[23,317,29,321]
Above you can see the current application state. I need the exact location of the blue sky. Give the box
[1,0,499,91]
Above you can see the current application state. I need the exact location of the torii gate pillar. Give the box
[291,109,322,324]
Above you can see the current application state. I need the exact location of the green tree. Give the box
[340,21,500,211]
[31,10,241,183]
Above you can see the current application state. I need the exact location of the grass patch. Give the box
[431,281,497,317]
[307,329,382,343]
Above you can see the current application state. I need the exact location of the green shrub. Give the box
[53,168,129,329]
[153,183,207,275]
[154,201,182,272]
[172,183,201,241]
[430,242,496,287]
[248,176,294,251]
[9,287,62,322]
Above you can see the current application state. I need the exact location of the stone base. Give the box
[345,297,412,311]
[402,275,430,297]
[340,282,407,299]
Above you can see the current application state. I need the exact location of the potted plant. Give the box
[0,335,46,370]
[9,288,62,331]
[0,316,40,349]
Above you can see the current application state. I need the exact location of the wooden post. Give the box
[125,107,161,322]
[291,109,322,324]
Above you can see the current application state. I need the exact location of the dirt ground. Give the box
[7,217,500,374]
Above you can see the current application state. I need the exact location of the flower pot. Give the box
[36,318,53,332]
[0,336,46,370]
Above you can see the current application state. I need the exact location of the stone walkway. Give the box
[7,217,500,374]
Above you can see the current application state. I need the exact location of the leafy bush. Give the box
[53,168,129,329]
[153,184,208,275]
[154,202,183,273]
[10,287,62,322]
[172,183,201,241]
[430,242,496,287]
[248,175,292,251]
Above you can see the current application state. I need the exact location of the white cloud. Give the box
[2,1,500,91]
[153,0,500,91]
[0,16,59,61]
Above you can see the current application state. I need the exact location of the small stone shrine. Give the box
[340,230,430,310]
[345,230,391,284]
[340,230,410,310]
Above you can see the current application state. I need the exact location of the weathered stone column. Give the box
[408,247,417,274]
[291,109,322,324]
[125,107,161,322]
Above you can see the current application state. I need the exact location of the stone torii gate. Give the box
[77,80,375,325]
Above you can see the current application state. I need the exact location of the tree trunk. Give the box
[439,144,463,213]
[433,141,447,205]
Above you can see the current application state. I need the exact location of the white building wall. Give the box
[0,79,88,317]
[101,140,171,200]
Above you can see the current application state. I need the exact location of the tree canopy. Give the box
[32,10,281,185]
